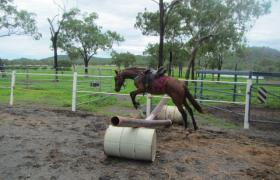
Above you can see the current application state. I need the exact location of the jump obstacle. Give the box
[104,95,172,161]
[157,105,183,124]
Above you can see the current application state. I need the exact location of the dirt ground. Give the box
[0,105,280,180]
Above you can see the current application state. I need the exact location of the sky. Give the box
[0,0,279,60]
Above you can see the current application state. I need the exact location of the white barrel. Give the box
[157,105,183,124]
[104,125,157,161]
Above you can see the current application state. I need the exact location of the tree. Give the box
[47,6,78,80]
[178,0,271,79]
[66,47,80,72]
[0,58,7,77]
[143,44,158,68]
[144,42,187,76]
[0,0,41,39]
[59,10,124,74]
[136,0,271,79]
[0,58,3,67]
[0,58,4,70]
[198,37,239,81]
[111,51,136,68]
[135,0,182,68]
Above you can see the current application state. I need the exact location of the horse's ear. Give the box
[115,70,118,75]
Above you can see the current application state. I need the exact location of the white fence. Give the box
[1,71,253,129]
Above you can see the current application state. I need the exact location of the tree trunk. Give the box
[178,63,182,78]
[217,54,223,81]
[185,46,198,80]
[158,0,164,69]
[84,59,89,74]
[53,36,59,81]
[168,51,172,76]
[191,60,195,80]
[72,64,76,72]
[185,34,215,80]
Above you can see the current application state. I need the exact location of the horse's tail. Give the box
[184,86,203,113]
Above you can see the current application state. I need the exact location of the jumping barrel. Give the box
[157,105,183,124]
[104,125,157,161]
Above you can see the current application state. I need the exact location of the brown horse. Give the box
[114,67,203,130]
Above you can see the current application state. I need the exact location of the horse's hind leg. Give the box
[178,105,188,129]
[172,101,188,129]
[170,93,188,129]
[183,100,198,130]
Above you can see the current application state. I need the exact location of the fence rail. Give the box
[2,70,279,129]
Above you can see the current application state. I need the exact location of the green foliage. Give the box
[58,59,72,68]
[0,0,41,39]
[111,51,136,68]
[135,1,182,39]
[144,42,187,67]
[135,0,272,78]
[178,0,271,46]
[135,9,160,36]
[59,8,124,72]
[0,58,4,66]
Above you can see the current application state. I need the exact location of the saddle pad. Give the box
[150,76,169,92]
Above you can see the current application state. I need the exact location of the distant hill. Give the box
[3,55,112,66]
[223,46,280,72]
[2,46,280,72]
[39,55,112,65]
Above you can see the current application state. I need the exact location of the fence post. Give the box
[146,95,168,121]
[26,68,29,88]
[244,79,252,129]
[98,68,102,92]
[146,94,152,117]
[194,80,197,99]
[199,73,204,99]
[233,73,237,102]
[9,70,16,106]
[72,72,78,112]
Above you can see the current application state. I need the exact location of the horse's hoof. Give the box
[133,102,140,109]
[187,129,194,134]
[185,129,193,137]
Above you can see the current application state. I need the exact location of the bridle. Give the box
[116,73,126,89]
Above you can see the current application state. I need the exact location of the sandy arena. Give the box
[0,105,279,180]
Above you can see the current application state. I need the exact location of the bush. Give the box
[58,60,72,71]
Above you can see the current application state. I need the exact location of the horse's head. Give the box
[114,70,125,92]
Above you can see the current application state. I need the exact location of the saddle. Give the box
[143,67,166,92]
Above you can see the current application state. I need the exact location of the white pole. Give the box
[9,70,16,106]
[146,95,168,121]
[72,72,78,112]
[146,94,152,117]
[244,79,252,129]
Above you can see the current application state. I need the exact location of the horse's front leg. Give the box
[130,89,144,109]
